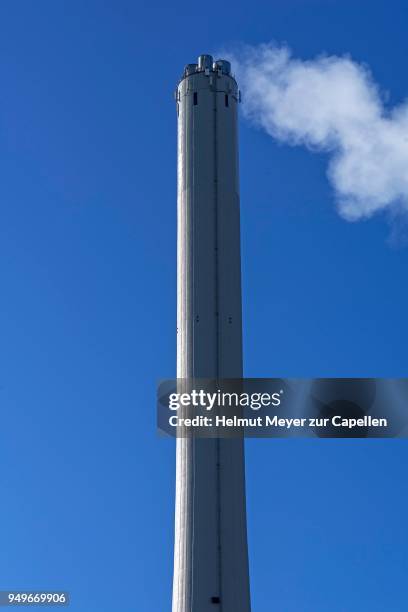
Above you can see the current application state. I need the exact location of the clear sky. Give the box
[0,1,407,610]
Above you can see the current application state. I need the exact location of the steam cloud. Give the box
[229,44,408,221]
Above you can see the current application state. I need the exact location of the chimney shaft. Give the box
[172,57,251,612]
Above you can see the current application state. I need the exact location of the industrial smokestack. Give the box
[172,56,251,611]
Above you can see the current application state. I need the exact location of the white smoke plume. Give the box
[228,44,408,221]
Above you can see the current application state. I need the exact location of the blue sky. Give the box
[0,1,407,610]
